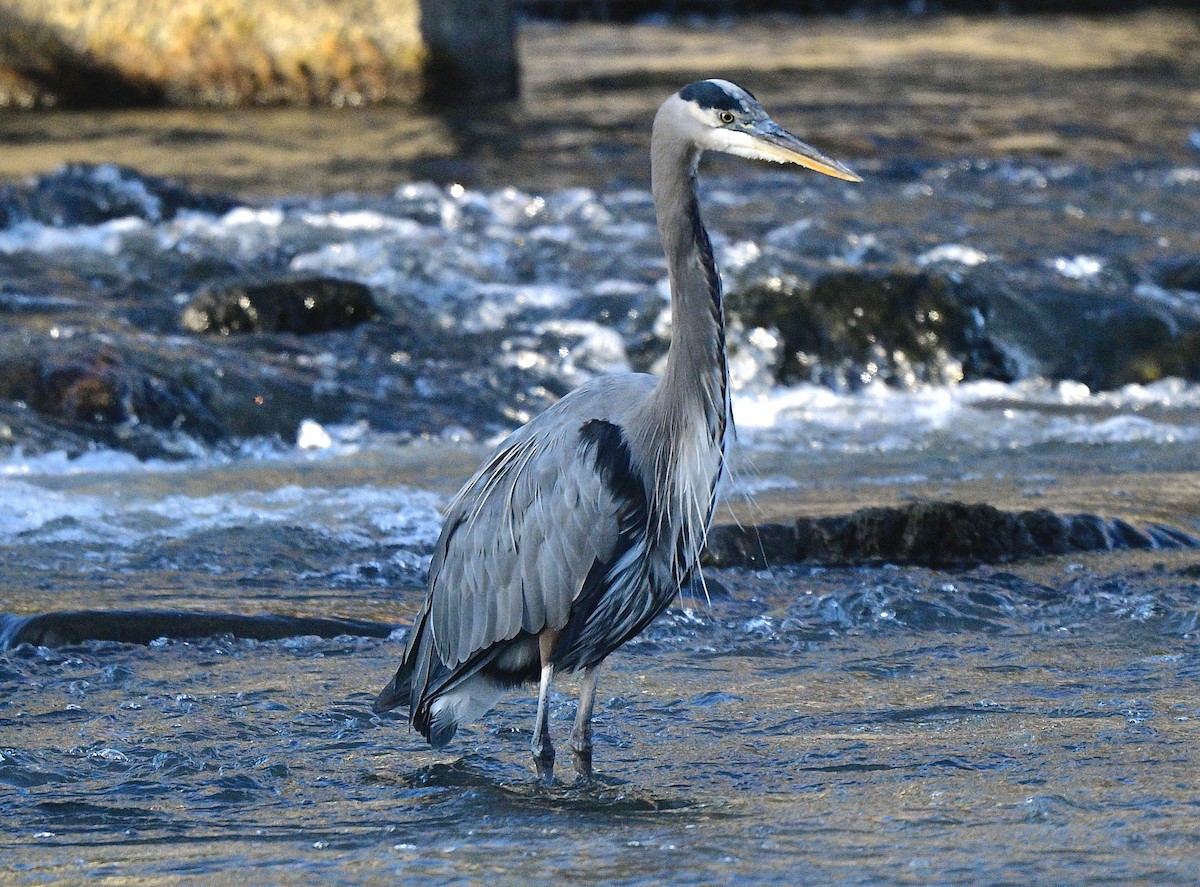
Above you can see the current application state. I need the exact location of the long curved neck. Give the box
[648,135,729,446]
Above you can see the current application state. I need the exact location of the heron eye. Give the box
[719,111,735,125]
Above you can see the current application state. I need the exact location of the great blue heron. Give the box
[374,79,860,782]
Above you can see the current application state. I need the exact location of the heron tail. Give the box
[373,662,460,749]
[372,665,412,714]
[372,606,513,749]
[371,607,460,748]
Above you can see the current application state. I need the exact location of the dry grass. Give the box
[0,0,422,107]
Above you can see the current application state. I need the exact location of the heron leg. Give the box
[570,663,602,780]
[531,629,560,783]
[531,662,555,783]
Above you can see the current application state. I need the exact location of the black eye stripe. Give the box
[679,80,746,115]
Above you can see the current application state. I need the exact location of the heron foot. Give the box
[532,738,555,784]
[570,731,592,780]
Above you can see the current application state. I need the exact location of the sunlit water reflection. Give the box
[3,568,1198,884]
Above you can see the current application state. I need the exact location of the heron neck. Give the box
[649,143,729,447]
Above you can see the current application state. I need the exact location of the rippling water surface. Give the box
[2,436,1200,883]
[3,12,1200,884]
[4,560,1200,884]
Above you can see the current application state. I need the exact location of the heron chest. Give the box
[650,415,728,582]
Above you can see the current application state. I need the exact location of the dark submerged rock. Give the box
[964,267,1200,389]
[0,312,548,458]
[0,610,396,650]
[1158,259,1200,293]
[181,278,378,335]
[0,344,225,456]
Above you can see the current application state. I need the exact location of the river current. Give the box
[3,12,1200,885]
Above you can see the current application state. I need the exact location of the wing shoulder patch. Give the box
[555,419,655,671]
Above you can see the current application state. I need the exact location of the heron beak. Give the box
[749,121,862,183]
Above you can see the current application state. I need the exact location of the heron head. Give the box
[667,79,862,183]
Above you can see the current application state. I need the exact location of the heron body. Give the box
[374,79,860,781]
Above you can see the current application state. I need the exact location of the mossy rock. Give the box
[728,270,1014,388]
[0,344,225,455]
[181,278,378,335]
[703,502,1197,568]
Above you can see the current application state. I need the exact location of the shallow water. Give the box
[2,436,1200,884]
[3,559,1200,885]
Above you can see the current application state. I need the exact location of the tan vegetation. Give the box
[0,0,423,107]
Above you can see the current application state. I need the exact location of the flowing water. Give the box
[3,538,1200,884]
[3,12,1200,884]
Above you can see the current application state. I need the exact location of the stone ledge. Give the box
[703,501,1199,569]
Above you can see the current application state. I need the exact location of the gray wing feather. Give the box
[428,376,654,667]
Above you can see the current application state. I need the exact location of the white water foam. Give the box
[0,476,444,551]
[734,377,1200,452]
[0,217,147,255]
[3,171,1199,475]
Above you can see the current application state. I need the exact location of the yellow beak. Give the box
[752,121,862,183]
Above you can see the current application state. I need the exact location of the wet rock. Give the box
[1158,259,1200,293]
[1067,513,1110,551]
[0,164,235,228]
[1018,509,1073,555]
[0,610,396,649]
[1074,313,1200,388]
[0,314,545,457]
[795,505,910,563]
[966,268,1200,389]
[702,523,796,569]
[727,260,1200,392]
[728,271,1014,388]
[0,344,225,457]
[1146,524,1198,548]
[1109,519,1153,549]
[0,400,132,459]
[181,279,378,335]
[704,502,1198,568]
[907,502,1036,565]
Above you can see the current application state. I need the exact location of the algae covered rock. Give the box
[729,270,1013,389]
[0,343,225,457]
[703,502,1197,568]
[791,502,1037,567]
[949,262,1200,390]
[728,263,1200,393]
